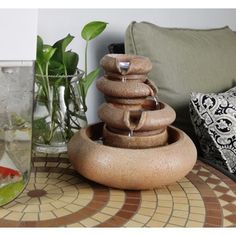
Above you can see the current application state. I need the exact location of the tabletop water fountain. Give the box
[68,54,197,190]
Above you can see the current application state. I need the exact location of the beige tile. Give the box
[50,200,68,208]
[59,196,76,203]
[34,183,47,189]
[24,205,40,213]
[138,207,155,216]
[169,217,186,226]
[40,196,54,204]
[27,197,41,205]
[172,210,188,218]
[53,208,72,217]
[46,162,58,167]
[109,195,125,202]
[39,211,56,220]
[62,185,78,192]
[46,193,61,200]
[40,203,55,212]
[48,173,61,178]
[152,213,169,222]
[46,178,61,185]
[92,212,112,222]
[22,212,39,221]
[6,204,25,212]
[186,220,204,227]
[184,188,199,194]
[106,201,124,209]
[4,212,23,220]
[43,184,58,191]
[173,203,189,211]
[171,192,186,197]
[58,163,70,168]
[80,217,100,227]
[46,188,63,195]
[223,209,233,217]
[146,220,165,227]
[77,183,90,189]
[173,197,188,204]
[36,177,47,184]
[110,189,126,196]
[155,207,172,215]
[59,174,73,181]
[178,177,189,183]
[78,188,93,194]
[188,213,205,222]
[219,199,229,206]
[166,224,181,227]
[124,220,144,227]
[33,162,45,167]
[190,207,205,214]
[76,193,93,200]
[187,194,202,200]
[157,200,172,207]
[56,182,71,188]
[36,172,49,178]
[223,219,234,227]
[157,195,172,201]
[168,185,183,192]
[101,207,119,215]
[67,222,84,227]
[73,198,91,206]
[0,209,10,218]
[26,183,36,190]
[141,201,156,209]
[179,182,195,188]
[189,200,204,207]
[132,214,150,223]
[15,196,31,204]
[64,204,83,213]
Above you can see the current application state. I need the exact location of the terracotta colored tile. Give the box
[198,171,211,177]
[214,185,229,193]
[202,197,219,203]
[224,203,236,213]
[126,198,140,205]
[223,219,234,227]
[220,194,236,203]
[122,203,138,212]
[206,178,220,185]
[116,210,134,219]
[206,209,221,217]
[225,214,236,224]
[206,217,222,226]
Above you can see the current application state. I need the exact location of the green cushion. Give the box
[125,21,236,137]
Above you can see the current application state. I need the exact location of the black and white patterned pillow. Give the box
[190,87,236,173]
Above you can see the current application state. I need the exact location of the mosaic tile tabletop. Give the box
[0,153,236,227]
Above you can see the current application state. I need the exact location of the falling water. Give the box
[122,76,126,83]
[153,95,160,110]
[128,129,134,137]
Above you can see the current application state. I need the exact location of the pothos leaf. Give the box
[81,21,108,41]
[80,68,100,97]
[63,51,79,75]
[52,34,74,65]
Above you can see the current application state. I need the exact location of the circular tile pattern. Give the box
[0,153,235,227]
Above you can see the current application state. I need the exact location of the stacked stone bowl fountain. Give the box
[68,54,197,190]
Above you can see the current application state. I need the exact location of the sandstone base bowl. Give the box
[68,123,197,190]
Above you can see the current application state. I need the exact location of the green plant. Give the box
[34,21,108,145]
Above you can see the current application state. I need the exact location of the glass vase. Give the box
[33,69,87,154]
[0,62,34,206]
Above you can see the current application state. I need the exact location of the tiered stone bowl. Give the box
[68,54,197,190]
